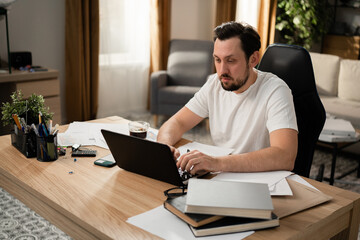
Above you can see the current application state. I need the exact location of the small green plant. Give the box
[1,90,53,126]
[276,0,333,50]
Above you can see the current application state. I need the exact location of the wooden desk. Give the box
[0,116,359,240]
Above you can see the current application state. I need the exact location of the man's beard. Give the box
[220,67,250,92]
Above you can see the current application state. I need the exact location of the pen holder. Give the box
[36,134,58,162]
[11,128,37,158]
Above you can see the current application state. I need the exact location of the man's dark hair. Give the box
[214,21,261,60]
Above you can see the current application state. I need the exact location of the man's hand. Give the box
[168,145,180,160]
[176,150,220,175]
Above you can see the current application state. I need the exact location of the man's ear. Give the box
[249,51,260,68]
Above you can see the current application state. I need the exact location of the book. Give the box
[189,213,279,237]
[321,118,356,137]
[185,179,273,219]
[318,132,360,143]
[164,195,223,227]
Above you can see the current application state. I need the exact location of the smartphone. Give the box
[94,154,116,167]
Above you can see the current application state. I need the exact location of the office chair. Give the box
[150,39,214,127]
[257,43,326,178]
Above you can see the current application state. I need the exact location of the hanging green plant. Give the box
[276,0,333,50]
[1,90,53,127]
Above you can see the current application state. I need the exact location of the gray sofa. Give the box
[310,52,360,129]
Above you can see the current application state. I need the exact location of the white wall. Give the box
[171,0,216,41]
[0,0,65,123]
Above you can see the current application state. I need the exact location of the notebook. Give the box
[189,213,279,237]
[164,195,224,227]
[101,129,191,186]
[185,179,273,219]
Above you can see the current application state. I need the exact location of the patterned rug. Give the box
[1,112,359,239]
[0,187,71,240]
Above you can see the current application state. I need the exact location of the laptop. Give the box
[101,129,191,186]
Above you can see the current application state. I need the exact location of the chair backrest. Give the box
[257,43,326,177]
[167,39,214,87]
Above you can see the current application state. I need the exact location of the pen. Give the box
[51,124,59,134]
[20,118,27,133]
[20,118,27,128]
[42,124,48,137]
[53,129,59,136]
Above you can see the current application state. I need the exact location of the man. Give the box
[157,21,298,175]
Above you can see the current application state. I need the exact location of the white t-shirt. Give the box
[185,69,298,154]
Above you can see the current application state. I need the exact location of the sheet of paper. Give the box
[58,122,127,147]
[286,174,319,191]
[270,178,293,195]
[57,122,158,149]
[211,171,293,196]
[127,206,254,240]
[178,142,234,157]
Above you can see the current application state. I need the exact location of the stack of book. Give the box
[164,178,279,237]
[319,118,359,142]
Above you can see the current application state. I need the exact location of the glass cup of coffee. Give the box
[128,121,150,139]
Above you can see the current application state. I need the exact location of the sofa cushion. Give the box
[320,95,360,128]
[309,52,340,96]
[338,59,360,102]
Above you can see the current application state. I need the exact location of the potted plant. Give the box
[1,90,53,127]
[1,90,53,158]
[275,0,333,50]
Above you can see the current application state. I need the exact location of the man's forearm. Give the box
[217,146,296,173]
[157,117,184,146]
[218,129,297,173]
[157,107,204,146]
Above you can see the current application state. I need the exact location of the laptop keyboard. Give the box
[178,167,193,181]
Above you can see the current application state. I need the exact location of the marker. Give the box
[12,114,22,130]
[38,112,42,124]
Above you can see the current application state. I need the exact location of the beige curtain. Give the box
[148,0,171,108]
[65,0,99,122]
[150,0,171,73]
[215,0,237,27]
[258,0,277,57]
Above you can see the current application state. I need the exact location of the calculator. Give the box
[71,149,97,157]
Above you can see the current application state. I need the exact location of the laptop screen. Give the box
[101,129,185,186]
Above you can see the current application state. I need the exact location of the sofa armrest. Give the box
[150,70,168,114]
[309,52,340,96]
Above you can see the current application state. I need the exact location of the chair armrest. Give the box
[151,70,168,88]
[150,70,168,114]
